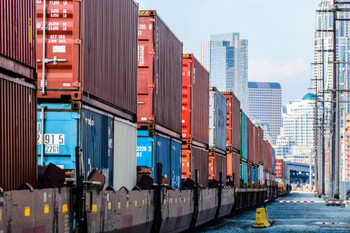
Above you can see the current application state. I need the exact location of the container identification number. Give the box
[37,134,65,145]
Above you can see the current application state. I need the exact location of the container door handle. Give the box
[44,56,67,65]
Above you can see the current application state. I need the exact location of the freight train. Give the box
[0,0,290,232]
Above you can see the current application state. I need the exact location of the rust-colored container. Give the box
[247,118,254,165]
[36,0,138,121]
[222,92,240,153]
[257,127,264,164]
[263,140,268,170]
[0,74,37,190]
[0,0,36,80]
[209,151,226,181]
[275,159,283,178]
[138,11,183,134]
[253,126,259,166]
[182,145,209,187]
[182,54,209,145]
[232,152,241,188]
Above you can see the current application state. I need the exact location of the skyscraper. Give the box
[200,33,248,112]
[248,82,282,145]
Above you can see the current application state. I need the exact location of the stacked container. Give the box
[0,0,37,191]
[209,88,227,181]
[257,127,264,184]
[136,11,183,189]
[181,54,210,187]
[36,0,139,190]
[222,92,241,187]
[240,111,249,186]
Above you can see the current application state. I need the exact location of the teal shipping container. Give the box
[271,148,275,174]
[137,131,182,189]
[240,111,248,160]
[240,161,248,185]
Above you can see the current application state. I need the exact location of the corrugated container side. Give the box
[253,126,259,165]
[247,118,254,164]
[138,11,183,133]
[214,152,227,181]
[258,165,264,184]
[83,0,138,116]
[1,75,37,190]
[192,146,209,187]
[240,161,248,185]
[0,0,36,80]
[209,88,227,151]
[232,152,241,188]
[248,164,251,184]
[170,139,182,189]
[240,111,248,160]
[37,0,138,118]
[258,127,264,164]
[113,117,137,190]
[271,147,275,174]
[226,153,233,178]
[263,140,268,171]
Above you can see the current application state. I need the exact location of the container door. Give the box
[137,130,154,168]
[37,0,82,99]
[154,134,171,182]
[182,56,193,141]
[215,90,226,151]
[37,103,79,171]
[113,118,137,190]
[209,90,215,148]
[137,15,155,124]
[82,107,113,187]
[170,139,182,189]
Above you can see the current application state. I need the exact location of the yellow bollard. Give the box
[252,207,273,228]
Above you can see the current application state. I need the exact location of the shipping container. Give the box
[1,74,37,190]
[271,147,275,174]
[247,117,254,165]
[36,0,138,121]
[258,165,264,185]
[251,167,258,184]
[182,54,209,145]
[240,161,248,185]
[209,152,227,181]
[138,11,183,134]
[240,111,248,160]
[37,103,137,189]
[275,159,283,178]
[222,92,240,153]
[232,152,241,188]
[253,126,259,165]
[113,118,137,190]
[209,87,227,152]
[0,0,36,80]
[137,131,182,189]
[257,127,264,164]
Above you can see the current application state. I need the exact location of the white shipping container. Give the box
[113,117,137,190]
[258,165,264,184]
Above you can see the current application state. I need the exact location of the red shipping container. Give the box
[36,0,138,121]
[247,118,254,165]
[138,11,183,135]
[257,127,264,164]
[222,92,241,153]
[0,0,36,80]
[182,145,209,187]
[263,140,268,171]
[182,54,209,145]
[253,126,259,165]
[1,74,37,190]
[275,159,283,178]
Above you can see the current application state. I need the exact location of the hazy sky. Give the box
[137,0,321,105]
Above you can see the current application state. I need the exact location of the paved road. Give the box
[195,191,350,232]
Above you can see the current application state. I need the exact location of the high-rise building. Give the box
[200,33,248,112]
[248,82,282,145]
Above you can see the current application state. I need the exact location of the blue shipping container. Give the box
[251,167,258,184]
[137,131,181,189]
[240,162,248,184]
[240,111,248,160]
[209,88,227,151]
[271,148,275,173]
[37,103,114,186]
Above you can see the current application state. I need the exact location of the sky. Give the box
[137,0,321,105]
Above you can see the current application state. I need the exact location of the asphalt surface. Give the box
[194,191,350,232]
